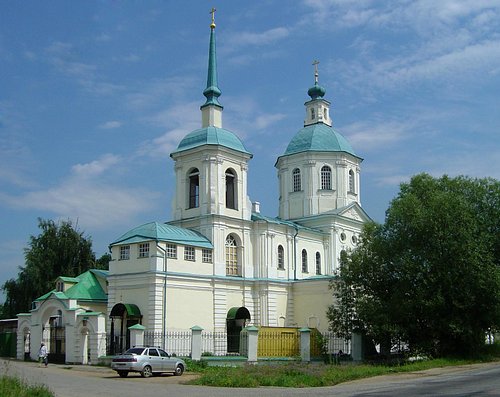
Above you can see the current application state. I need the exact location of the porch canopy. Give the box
[110,303,142,318]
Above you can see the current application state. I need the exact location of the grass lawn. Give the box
[0,375,54,397]
[185,344,500,388]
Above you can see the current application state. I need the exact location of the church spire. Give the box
[201,8,223,128]
[202,7,222,110]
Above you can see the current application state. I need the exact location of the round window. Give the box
[352,235,358,245]
[340,232,346,242]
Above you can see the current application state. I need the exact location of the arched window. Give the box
[293,168,301,192]
[301,249,308,273]
[316,252,321,275]
[277,245,284,270]
[225,235,239,276]
[311,108,315,120]
[188,168,200,208]
[226,169,237,209]
[348,169,355,193]
[321,165,332,190]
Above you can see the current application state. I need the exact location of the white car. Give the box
[111,347,186,378]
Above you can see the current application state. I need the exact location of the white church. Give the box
[17,13,370,363]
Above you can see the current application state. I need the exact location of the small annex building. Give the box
[17,12,370,364]
[17,270,108,364]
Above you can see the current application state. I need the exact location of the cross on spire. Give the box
[312,60,320,84]
[210,7,216,29]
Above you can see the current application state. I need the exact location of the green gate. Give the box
[0,332,17,358]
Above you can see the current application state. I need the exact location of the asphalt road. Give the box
[2,358,500,397]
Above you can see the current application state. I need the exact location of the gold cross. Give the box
[210,7,216,28]
[312,60,320,83]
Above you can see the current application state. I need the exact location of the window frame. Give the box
[184,246,195,262]
[202,249,213,263]
[225,235,239,276]
[225,168,237,210]
[188,168,200,209]
[138,242,150,258]
[166,243,177,259]
[277,245,285,270]
[320,165,332,190]
[348,169,355,193]
[292,168,301,192]
[119,245,130,260]
[301,249,308,273]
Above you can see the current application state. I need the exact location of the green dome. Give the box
[171,126,252,156]
[307,82,326,100]
[283,123,359,158]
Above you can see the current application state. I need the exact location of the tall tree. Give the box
[328,174,500,357]
[1,218,108,318]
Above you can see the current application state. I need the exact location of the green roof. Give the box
[35,270,108,303]
[57,276,79,283]
[251,213,327,234]
[171,126,252,156]
[281,123,359,158]
[110,221,213,249]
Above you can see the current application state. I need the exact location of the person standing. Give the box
[38,343,48,367]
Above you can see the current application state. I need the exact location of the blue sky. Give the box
[1,1,500,301]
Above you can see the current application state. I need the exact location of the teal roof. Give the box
[36,270,108,303]
[171,126,252,156]
[110,221,213,249]
[57,276,79,283]
[251,213,327,235]
[281,123,360,159]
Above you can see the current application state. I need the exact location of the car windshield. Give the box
[124,348,145,355]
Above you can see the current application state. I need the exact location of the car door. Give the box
[146,348,161,372]
[158,348,173,371]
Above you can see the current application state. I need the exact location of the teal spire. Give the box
[202,8,223,109]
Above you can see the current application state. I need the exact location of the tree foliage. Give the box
[1,218,110,318]
[328,174,500,357]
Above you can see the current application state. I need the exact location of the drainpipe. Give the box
[156,242,167,350]
[292,226,299,281]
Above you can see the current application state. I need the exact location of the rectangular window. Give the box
[166,244,177,259]
[202,249,213,263]
[184,246,195,261]
[138,243,149,258]
[120,245,130,260]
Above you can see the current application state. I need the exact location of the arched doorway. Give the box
[109,303,142,355]
[49,310,65,363]
[226,307,250,353]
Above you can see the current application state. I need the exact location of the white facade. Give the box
[106,21,370,346]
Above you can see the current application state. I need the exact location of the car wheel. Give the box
[117,371,128,378]
[141,365,152,378]
[174,364,184,376]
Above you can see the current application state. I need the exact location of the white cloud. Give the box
[125,77,197,110]
[99,120,122,129]
[342,120,410,151]
[44,41,124,95]
[224,27,290,53]
[0,154,160,229]
[255,113,287,129]
[71,154,121,178]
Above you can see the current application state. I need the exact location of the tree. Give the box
[328,174,500,357]
[1,218,109,318]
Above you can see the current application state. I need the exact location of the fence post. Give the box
[190,326,203,361]
[299,328,311,362]
[351,332,363,361]
[245,326,259,363]
[128,324,145,348]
